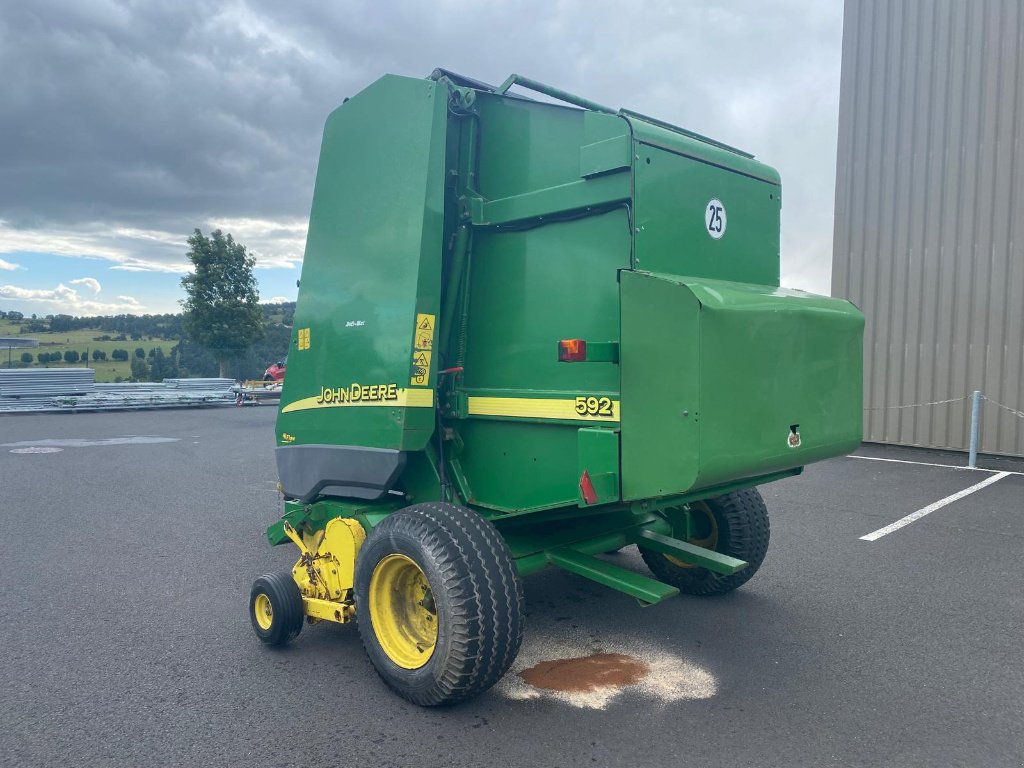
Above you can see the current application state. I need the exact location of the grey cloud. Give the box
[0,0,841,290]
[1,0,326,227]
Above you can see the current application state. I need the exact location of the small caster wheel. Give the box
[249,571,304,646]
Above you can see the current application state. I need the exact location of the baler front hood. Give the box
[620,270,864,500]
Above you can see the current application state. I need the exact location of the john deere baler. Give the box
[248,70,863,706]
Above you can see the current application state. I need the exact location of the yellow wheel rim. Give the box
[254,593,274,630]
[368,554,438,669]
[667,502,719,568]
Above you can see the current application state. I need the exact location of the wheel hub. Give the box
[254,592,274,630]
[368,554,439,669]
[666,502,719,568]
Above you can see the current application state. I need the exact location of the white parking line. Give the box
[848,454,1024,476]
[859,472,1012,541]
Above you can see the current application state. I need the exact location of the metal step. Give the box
[633,529,748,574]
[546,547,679,606]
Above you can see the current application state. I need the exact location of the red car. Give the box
[263,357,286,382]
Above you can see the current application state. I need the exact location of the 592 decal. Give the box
[575,395,614,418]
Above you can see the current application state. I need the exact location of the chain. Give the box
[863,394,1024,420]
[983,396,1024,420]
[864,396,966,412]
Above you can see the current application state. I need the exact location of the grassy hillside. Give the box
[1,302,292,382]
[0,319,177,383]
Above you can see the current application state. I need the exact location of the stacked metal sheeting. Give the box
[162,378,236,389]
[55,383,236,410]
[0,370,236,413]
[0,394,53,411]
[0,368,95,397]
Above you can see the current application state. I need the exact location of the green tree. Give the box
[149,348,180,381]
[37,352,49,364]
[92,349,106,361]
[134,347,145,358]
[181,229,263,377]
[50,315,74,332]
[63,350,79,363]
[20,352,32,363]
[130,356,149,381]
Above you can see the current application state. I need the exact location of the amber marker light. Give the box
[558,339,587,362]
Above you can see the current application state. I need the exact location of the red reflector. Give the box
[579,469,598,505]
[558,339,587,362]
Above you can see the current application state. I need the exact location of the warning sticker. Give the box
[410,350,432,386]
[414,328,434,350]
[415,313,435,351]
[297,327,310,351]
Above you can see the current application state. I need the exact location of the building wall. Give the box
[832,0,1024,456]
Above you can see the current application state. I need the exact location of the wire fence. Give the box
[863,390,1023,465]
[864,396,966,412]
[983,396,1024,420]
[864,394,1024,419]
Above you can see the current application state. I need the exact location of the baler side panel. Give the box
[693,279,864,488]
[632,145,781,286]
[456,209,631,513]
[276,75,448,454]
[620,271,864,501]
[620,271,702,500]
[472,96,632,204]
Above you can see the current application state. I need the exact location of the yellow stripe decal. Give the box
[467,396,620,422]
[282,387,433,414]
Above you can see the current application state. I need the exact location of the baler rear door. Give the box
[619,270,863,501]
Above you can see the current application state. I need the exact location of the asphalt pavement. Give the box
[1,407,1021,767]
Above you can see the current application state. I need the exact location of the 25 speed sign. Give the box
[705,199,726,240]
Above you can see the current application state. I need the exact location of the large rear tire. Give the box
[640,488,770,596]
[355,502,524,706]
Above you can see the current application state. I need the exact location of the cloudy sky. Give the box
[0,0,843,317]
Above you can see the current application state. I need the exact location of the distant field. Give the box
[0,321,178,383]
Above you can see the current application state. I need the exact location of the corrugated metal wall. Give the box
[833,0,1024,456]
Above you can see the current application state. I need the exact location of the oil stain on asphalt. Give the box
[520,652,650,693]
[499,631,717,709]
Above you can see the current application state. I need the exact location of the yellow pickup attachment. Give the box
[283,517,366,624]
